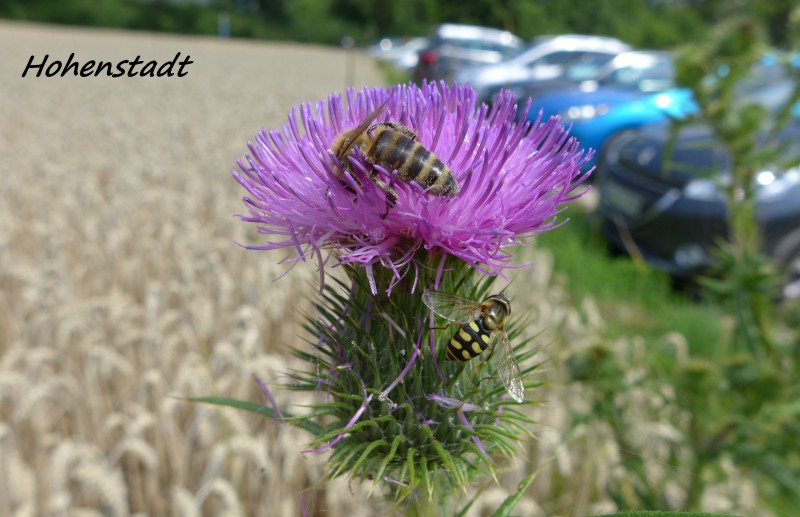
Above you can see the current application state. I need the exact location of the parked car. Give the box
[596,72,800,299]
[486,50,674,106]
[367,37,429,72]
[455,34,632,101]
[412,24,523,83]
[520,53,682,172]
[578,50,674,93]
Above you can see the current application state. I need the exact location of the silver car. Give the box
[413,24,523,83]
[455,34,632,101]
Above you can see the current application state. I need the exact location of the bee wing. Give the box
[421,290,483,324]
[495,331,525,403]
[334,102,387,160]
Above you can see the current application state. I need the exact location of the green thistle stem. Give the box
[288,252,535,509]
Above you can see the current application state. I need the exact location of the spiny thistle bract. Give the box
[222,82,589,511]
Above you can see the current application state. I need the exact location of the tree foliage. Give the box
[1,0,798,48]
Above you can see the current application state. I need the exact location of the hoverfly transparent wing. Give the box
[495,330,524,403]
[421,290,484,324]
[334,102,387,161]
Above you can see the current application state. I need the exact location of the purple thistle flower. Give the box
[234,82,589,294]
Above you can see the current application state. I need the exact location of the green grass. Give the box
[534,207,725,358]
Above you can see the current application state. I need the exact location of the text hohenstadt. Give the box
[22,52,194,78]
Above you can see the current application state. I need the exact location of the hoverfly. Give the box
[330,103,460,215]
[422,290,524,403]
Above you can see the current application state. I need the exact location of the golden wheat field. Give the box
[0,21,762,517]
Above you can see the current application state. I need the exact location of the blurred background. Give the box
[1,1,799,516]
[1,0,797,48]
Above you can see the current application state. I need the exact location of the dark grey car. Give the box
[597,103,800,300]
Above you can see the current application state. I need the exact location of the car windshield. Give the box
[504,42,544,63]
[599,60,675,91]
[444,38,520,57]
[561,54,630,81]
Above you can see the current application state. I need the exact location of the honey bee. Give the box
[422,290,524,403]
[330,104,460,214]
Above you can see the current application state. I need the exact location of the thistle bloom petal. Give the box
[234,82,589,293]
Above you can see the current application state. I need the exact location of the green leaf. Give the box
[419,452,433,500]
[189,396,322,435]
[350,439,390,477]
[423,425,465,488]
[329,442,369,479]
[405,447,417,500]
[492,467,537,517]
[311,419,380,445]
[371,434,405,493]
[589,513,742,517]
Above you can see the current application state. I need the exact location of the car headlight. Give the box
[682,178,726,201]
[560,103,611,122]
[756,166,800,201]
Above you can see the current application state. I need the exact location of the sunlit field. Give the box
[0,22,762,516]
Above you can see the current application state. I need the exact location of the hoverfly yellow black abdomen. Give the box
[422,291,523,403]
[447,318,492,361]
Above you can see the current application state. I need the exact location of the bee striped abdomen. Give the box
[369,129,414,170]
[368,128,459,197]
[447,318,491,362]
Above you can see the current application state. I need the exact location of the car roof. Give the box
[512,34,632,62]
[603,50,671,68]
[430,23,522,46]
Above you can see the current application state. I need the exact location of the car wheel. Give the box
[780,249,800,301]
[774,229,800,301]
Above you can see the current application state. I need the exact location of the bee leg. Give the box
[370,176,398,218]
[335,161,364,201]
[368,122,418,141]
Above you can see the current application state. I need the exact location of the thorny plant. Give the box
[210,81,589,513]
[669,17,800,509]
[564,16,800,514]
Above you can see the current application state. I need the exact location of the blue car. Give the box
[513,50,681,171]
[523,51,800,174]
[526,86,694,172]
